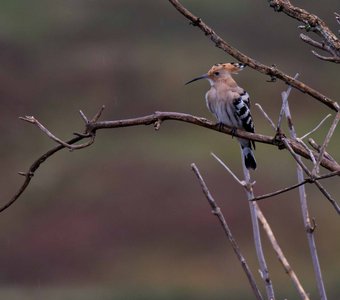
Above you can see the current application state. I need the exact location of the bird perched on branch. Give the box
[186,62,256,170]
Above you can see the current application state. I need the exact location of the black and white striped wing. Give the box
[239,90,251,109]
[233,93,256,149]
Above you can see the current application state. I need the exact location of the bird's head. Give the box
[185,62,246,85]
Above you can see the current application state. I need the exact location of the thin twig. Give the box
[240,156,276,300]
[268,0,340,62]
[308,138,336,163]
[210,152,247,186]
[168,0,339,111]
[0,136,84,214]
[311,51,340,63]
[296,139,317,166]
[251,170,340,202]
[251,180,309,202]
[336,12,340,26]
[277,74,299,132]
[256,206,310,300]
[284,94,329,300]
[191,163,263,300]
[312,112,340,176]
[255,103,276,131]
[300,114,332,140]
[299,34,340,63]
[19,116,95,150]
[283,138,340,214]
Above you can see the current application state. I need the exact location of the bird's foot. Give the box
[231,127,237,138]
[216,122,224,132]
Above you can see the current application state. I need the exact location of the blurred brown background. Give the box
[0,1,339,299]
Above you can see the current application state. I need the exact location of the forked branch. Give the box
[168,0,339,111]
[268,0,340,63]
[2,109,339,215]
[191,163,263,300]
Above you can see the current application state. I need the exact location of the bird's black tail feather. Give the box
[242,146,257,170]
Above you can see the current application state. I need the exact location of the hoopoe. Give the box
[186,62,257,170]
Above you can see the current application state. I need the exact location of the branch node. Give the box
[18,171,34,178]
[212,207,220,216]
[307,218,317,233]
[190,17,201,27]
[273,132,286,149]
[19,116,37,124]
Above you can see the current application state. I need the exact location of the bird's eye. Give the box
[214,72,220,76]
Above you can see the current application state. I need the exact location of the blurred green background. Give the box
[0,0,339,299]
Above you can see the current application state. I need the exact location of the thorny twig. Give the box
[191,163,263,300]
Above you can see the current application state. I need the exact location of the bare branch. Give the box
[251,170,340,202]
[336,12,340,26]
[311,51,340,63]
[241,156,309,299]
[191,163,263,300]
[300,114,332,140]
[0,135,84,214]
[79,110,89,124]
[268,0,340,62]
[284,97,330,300]
[313,112,340,176]
[317,170,340,180]
[3,110,339,215]
[210,152,247,186]
[283,138,340,214]
[277,73,299,132]
[299,34,340,63]
[308,138,336,163]
[168,0,339,111]
[296,139,317,166]
[255,103,276,131]
[93,111,340,173]
[212,153,277,299]
[299,33,328,51]
[240,159,276,299]
[255,206,311,300]
[91,105,106,122]
[251,180,309,202]
[19,116,95,150]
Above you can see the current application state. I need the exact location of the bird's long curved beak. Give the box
[185,74,209,85]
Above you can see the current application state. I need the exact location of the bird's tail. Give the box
[241,142,257,170]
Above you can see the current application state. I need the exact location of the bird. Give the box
[185,62,257,170]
